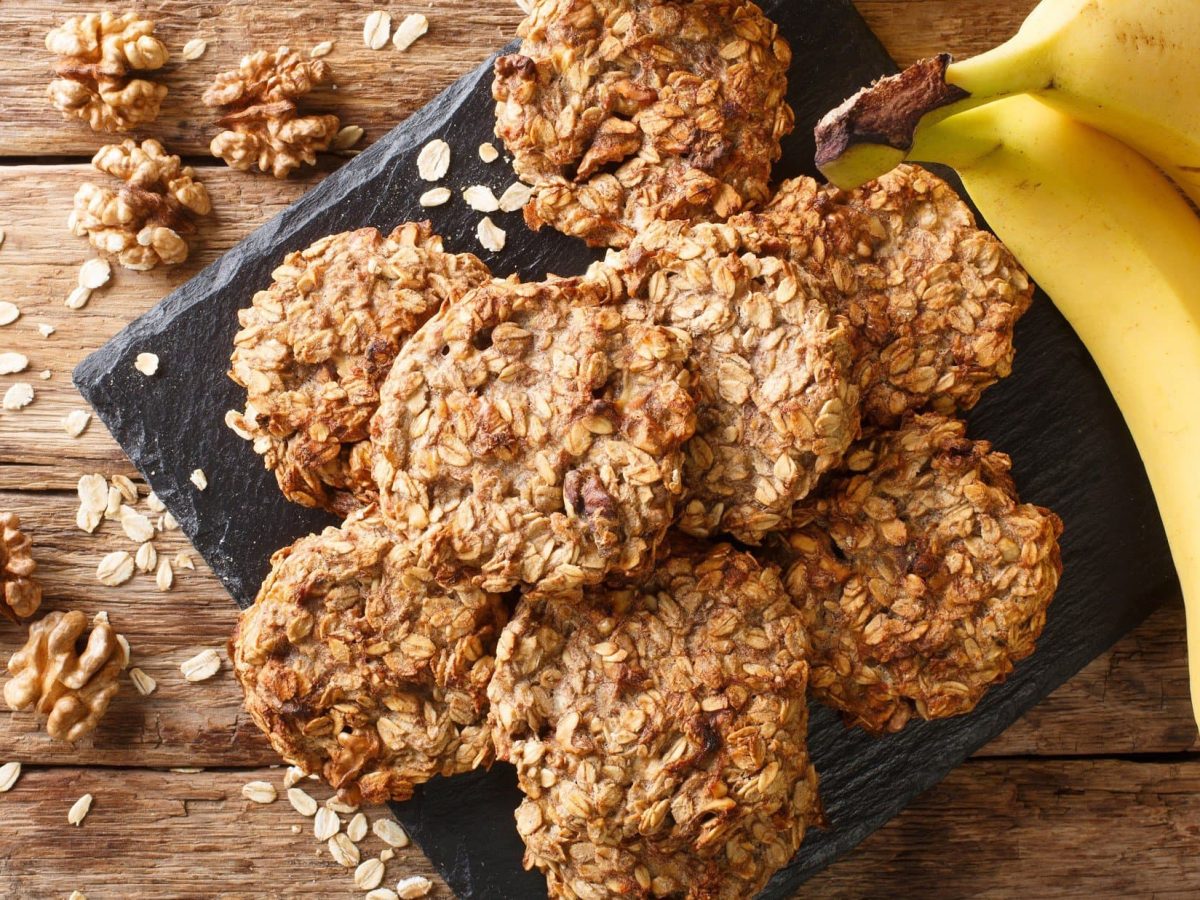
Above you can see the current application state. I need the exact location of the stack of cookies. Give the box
[226,1,1063,895]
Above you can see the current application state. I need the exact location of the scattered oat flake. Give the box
[156,558,174,592]
[287,787,318,816]
[146,491,166,513]
[364,10,392,49]
[311,40,334,58]
[120,506,155,543]
[0,352,28,374]
[78,258,111,290]
[169,767,203,774]
[476,216,506,252]
[180,648,221,682]
[314,806,340,841]
[162,511,179,531]
[418,187,451,208]
[416,139,450,181]
[392,13,428,51]
[38,370,50,381]
[37,323,55,338]
[112,474,137,502]
[2,383,33,410]
[241,781,277,804]
[69,892,86,900]
[478,142,499,163]
[182,38,208,60]
[498,181,534,213]
[282,766,306,789]
[373,818,410,848]
[329,832,360,867]
[356,858,385,890]
[395,876,433,898]
[366,891,400,900]
[68,793,93,826]
[115,631,131,666]
[129,667,156,696]
[134,542,156,573]
[190,468,208,491]
[174,550,195,570]
[326,797,358,815]
[347,812,369,842]
[290,824,302,834]
[332,125,364,151]
[0,302,19,326]
[97,551,135,586]
[463,185,499,213]
[134,352,159,376]
[0,761,20,793]
[380,848,396,863]
[65,285,91,310]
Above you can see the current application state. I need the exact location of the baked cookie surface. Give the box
[229,509,507,803]
[228,223,492,515]
[493,0,794,248]
[489,541,820,899]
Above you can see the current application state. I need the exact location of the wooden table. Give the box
[0,1,1196,896]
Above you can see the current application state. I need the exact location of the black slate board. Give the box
[74,1,1179,896]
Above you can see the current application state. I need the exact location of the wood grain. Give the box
[809,758,1200,897]
[0,0,1194,897]
[0,766,449,899]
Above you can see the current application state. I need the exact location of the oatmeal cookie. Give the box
[613,219,859,542]
[371,274,695,595]
[770,414,1063,734]
[733,165,1033,425]
[229,509,507,803]
[227,223,492,516]
[493,0,794,248]
[489,541,820,899]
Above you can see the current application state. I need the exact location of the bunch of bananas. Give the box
[813,0,1200,730]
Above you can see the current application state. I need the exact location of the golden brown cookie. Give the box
[733,165,1034,425]
[229,509,507,803]
[770,414,1063,734]
[493,0,794,248]
[370,274,695,595]
[489,541,820,899]
[612,219,859,542]
[227,223,492,516]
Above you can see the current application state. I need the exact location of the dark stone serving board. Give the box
[75,0,1179,896]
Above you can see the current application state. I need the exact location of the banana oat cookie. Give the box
[492,0,794,248]
[489,542,821,899]
[613,219,859,542]
[733,165,1033,425]
[227,223,492,516]
[229,509,507,803]
[770,414,1063,735]
[370,274,695,595]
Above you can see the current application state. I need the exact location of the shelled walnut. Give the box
[4,610,128,742]
[0,513,41,623]
[45,11,169,132]
[69,139,212,271]
[202,47,340,178]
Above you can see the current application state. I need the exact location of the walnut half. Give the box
[202,47,341,178]
[45,11,169,132]
[4,610,128,743]
[69,139,212,271]
[0,513,41,623]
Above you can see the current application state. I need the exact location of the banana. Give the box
[815,0,1200,202]
[897,94,1200,730]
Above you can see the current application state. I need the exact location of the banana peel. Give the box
[887,94,1200,732]
[816,0,1200,204]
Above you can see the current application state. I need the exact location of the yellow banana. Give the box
[816,0,1200,202]
[899,95,1200,731]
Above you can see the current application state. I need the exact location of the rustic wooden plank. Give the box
[0,0,1038,159]
[809,758,1200,897]
[0,165,315,472]
[0,765,449,898]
